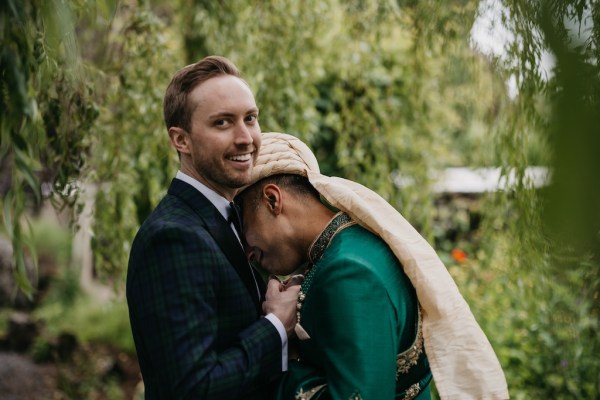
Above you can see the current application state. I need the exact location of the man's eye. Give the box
[215,119,227,126]
[245,114,257,122]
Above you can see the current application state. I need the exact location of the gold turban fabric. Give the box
[249,132,509,400]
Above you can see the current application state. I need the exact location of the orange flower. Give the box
[451,248,467,263]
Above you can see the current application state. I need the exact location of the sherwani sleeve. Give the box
[279,256,410,399]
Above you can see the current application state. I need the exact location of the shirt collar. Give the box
[175,170,231,221]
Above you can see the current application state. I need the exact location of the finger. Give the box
[266,278,281,294]
[284,284,301,296]
[285,274,304,287]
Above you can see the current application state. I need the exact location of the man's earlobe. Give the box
[169,127,189,154]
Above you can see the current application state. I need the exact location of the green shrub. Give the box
[449,222,599,398]
[29,216,72,269]
[34,291,134,354]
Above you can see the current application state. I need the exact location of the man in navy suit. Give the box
[127,56,299,399]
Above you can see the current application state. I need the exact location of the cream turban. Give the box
[249,132,509,400]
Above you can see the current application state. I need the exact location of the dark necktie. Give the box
[229,202,261,301]
[228,202,244,239]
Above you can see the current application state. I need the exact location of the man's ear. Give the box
[168,127,190,155]
[262,184,283,215]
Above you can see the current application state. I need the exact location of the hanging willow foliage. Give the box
[88,6,183,280]
[0,0,101,297]
[474,1,600,398]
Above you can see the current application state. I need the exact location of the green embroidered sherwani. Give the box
[278,213,432,400]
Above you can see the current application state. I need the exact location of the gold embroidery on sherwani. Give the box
[295,384,327,400]
[396,306,424,377]
[402,383,421,400]
[308,212,355,264]
[348,391,363,399]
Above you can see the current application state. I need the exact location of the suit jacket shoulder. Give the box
[126,179,280,399]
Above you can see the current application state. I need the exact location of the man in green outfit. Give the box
[236,133,509,400]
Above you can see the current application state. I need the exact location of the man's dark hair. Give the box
[163,56,241,132]
[237,174,320,211]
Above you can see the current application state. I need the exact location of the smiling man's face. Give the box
[180,74,261,200]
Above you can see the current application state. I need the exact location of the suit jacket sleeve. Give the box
[127,216,281,399]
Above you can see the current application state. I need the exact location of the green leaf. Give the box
[14,250,34,299]
[14,150,42,204]
[97,0,118,21]
[2,192,14,240]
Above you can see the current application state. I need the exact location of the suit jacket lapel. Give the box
[167,179,263,313]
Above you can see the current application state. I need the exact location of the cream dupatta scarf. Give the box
[250,132,509,400]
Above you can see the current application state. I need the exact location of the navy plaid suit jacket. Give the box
[127,179,282,399]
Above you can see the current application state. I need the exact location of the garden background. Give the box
[1,0,599,399]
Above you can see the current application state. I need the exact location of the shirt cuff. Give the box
[264,313,288,371]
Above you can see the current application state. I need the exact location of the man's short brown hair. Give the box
[163,56,241,132]
[236,174,320,212]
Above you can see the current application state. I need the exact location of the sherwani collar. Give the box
[307,212,355,264]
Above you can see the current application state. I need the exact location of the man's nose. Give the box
[234,121,253,144]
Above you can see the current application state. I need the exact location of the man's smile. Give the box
[227,152,253,162]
